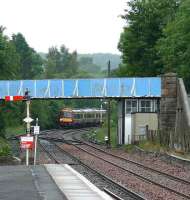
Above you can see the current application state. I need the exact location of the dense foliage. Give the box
[12,33,43,79]
[0,28,106,136]
[0,28,20,79]
[157,0,190,90]
[118,0,190,91]
[117,0,180,77]
[45,45,79,78]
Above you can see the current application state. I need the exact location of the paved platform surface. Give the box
[45,164,113,200]
[0,165,67,200]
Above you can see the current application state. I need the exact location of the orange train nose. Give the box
[61,118,73,123]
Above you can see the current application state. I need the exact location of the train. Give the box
[59,108,106,128]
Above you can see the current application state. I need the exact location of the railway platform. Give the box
[45,164,113,200]
[0,165,67,200]
[0,164,113,200]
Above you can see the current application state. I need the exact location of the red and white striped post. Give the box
[5,96,24,101]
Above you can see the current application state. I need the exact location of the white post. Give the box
[100,103,103,122]
[26,100,30,166]
[34,118,38,166]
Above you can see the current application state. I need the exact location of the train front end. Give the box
[59,109,73,127]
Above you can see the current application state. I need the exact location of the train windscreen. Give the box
[62,111,72,118]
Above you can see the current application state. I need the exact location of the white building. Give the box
[118,98,159,144]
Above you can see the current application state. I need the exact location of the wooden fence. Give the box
[132,129,190,152]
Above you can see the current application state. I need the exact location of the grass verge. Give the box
[6,126,25,138]
[85,126,117,147]
[0,138,11,156]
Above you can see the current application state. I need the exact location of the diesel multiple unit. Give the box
[59,108,106,128]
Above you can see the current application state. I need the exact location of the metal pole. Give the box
[107,60,111,147]
[107,100,111,147]
[26,100,30,166]
[34,118,38,166]
[100,100,103,123]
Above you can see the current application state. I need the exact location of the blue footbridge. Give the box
[0,77,161,99]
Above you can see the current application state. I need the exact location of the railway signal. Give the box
[5,96,24,101]
[4,88,31,102]
[4,89,33,166]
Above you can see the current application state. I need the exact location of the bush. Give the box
[0,138,11,156]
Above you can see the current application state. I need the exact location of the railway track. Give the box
[39,139,146,200]
[59,141,190,200]
[71,130,190,185]
[39,128,190,199]
[39,127,93,142]
[41,129,190,186]
[78,141,190,185]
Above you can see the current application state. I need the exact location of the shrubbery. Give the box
[0,138,11,156]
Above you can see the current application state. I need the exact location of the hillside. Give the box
[78,53,121,70]
[38,52,121,78]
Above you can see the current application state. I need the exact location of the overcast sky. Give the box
[1,0,127,54]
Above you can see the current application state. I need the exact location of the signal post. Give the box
[5,91,34,166]
[23,90,33,166]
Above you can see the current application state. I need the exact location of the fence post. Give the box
[145,125,149,140]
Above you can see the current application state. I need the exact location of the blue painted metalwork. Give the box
[0,77,161,99]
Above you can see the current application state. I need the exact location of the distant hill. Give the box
[39,52,121,70]
[78,53,121,70]
[38,52,121,78]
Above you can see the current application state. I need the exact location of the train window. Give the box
[74,113,80,119]
[63,112,72,118]
[77,114,82,119]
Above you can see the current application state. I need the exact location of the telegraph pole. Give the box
[107,60,111,147]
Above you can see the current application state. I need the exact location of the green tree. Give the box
[45,45,79,78]
[0,26,6,34]
[157,0,190,90]
[31,100,64,129]
[0,32,20,79]
[0,29,22,135]
[12,33,43,79]
[118,0,179,76]
[78,56,101,73]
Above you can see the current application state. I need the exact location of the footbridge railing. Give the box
[0,77,161,99]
